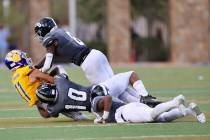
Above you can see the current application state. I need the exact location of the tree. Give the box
[77,0,105,23]
[51,0,68,24]
[131,0,168,36]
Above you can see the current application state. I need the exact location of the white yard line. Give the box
[76,135,210,140]
[0,123,118,130]
[32,135,210,140]
[0,108,35,111]
[0,116,41,120]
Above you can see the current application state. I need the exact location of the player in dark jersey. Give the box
[36,74,108,117]
[35,69,152,117]
[92,95,206,124]
[34,17,113,85]
[36,74,206,124]
[34,17,160,106]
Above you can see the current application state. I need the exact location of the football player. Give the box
[36,73,206,124]
[4,50,87,120]
[92,95,206,124]
[36,69,162,118]
[34,17,159,105]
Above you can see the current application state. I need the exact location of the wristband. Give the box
[102,111,109,120]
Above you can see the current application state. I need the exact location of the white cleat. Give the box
[173,95,186,115]
[173,94,186,106]
[189,102,206,123]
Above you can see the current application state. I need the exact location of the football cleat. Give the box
[173,94,186,106]
[4,50,32,71]
[189,102,206,123]
[140,95,162,107]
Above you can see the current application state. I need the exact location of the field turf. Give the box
[0,65,209,140]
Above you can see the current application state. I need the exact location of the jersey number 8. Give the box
[66,31,85,46]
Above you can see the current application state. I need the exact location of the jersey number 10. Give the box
[67,88,87,101]
[65,88,87,110]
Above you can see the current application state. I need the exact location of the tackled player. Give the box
[4,50,87,120]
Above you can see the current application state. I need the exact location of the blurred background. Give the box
[0,0,209,65]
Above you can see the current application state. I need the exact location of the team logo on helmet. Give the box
[6,50,22,62]
[4,50,32,70]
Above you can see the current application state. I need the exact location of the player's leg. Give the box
[130,72,149,97]
[100,71,134,98]
[118,91,139,103]
[150,95,185,119]
[109,71,160,106]
[155,108,185,122]
[116,95,184,123]
[116,95,185,123]
[125,86,139,98]
[128,72,161,107]
[81,49,114,84]
[187,103,206,123]
[155,103,206,123]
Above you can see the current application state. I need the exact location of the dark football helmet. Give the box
[34,17,57,41]
[36,83,57,104]
[91,85,109,100]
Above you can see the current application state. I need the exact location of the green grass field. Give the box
[0,65,210,140]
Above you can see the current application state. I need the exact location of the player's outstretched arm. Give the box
[29,69,54,84]
[95,96,112,123]
[40,40,59,73]
[40,53,54,73]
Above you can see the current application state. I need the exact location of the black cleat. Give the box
[140,95,162,107]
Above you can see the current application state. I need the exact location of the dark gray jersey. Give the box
[92,96,125,123]
[42,28,90,65]
[47,74,92,116]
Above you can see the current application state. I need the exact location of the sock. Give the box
[133,80,148,97]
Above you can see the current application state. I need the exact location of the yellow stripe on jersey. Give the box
[12,66,41,107]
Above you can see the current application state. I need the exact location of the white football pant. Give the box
[81,49,140,103]
[115,98,181,123]
[99,71,140,102]
[81,49,114,84]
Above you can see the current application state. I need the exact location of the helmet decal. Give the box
[4,50,33,70]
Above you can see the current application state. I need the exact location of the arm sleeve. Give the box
[40,53,53,73]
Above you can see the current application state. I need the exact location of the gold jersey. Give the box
[12,66,41,107]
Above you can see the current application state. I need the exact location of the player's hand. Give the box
[94,117,106,124]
